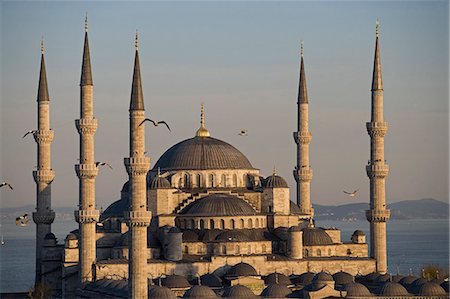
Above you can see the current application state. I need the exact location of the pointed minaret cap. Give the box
[37,37,49,102]
[298,41,308,104]
[80,14,93,86]
[371,19,383,91]
[195,103,210,137]
[129,30,145,111]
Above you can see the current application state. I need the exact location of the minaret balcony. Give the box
[366,164,389,178]
[75,118,98,135]
[124,157,150,176]
[366,209,390,222]
[75,164,99,179]
[33,129,54,144]
[366,122,388,138]
[293,131,312,144]
[74,209,100,223]
[33,169,55,184]
[33,210,55,224]
[124,211,152,227]
[293,166,313,181]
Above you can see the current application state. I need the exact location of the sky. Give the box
[0,1,448,210]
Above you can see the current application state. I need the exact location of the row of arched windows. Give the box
[177,217,265,230]
[183,243,269,255]
[177,173,247,188]
[303,248,333,257]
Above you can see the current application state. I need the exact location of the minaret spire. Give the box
[33,38,55,285]
[293,41,313,217]
[366,19,390,274]
[129,30,145,111]
[80,14,93,86]
[196,103,210,137]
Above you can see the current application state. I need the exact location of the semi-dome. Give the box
[149,176,171,189]
[182,230,199,242]
[377,282,409,296]
[101,198,129,220]
[344,282,372,297]
[302,227,333,246]
[222,285,257,298]
[162,275,191,289]
[417,282,446,296]
[152,136,254,171]
[264,273,292,285]
[333,271,354,285]
[261,284,292,298]
[183,285,218,298]
[180,194,256,216]
[226,262,258,278]
[200,273,222,288]
[263,174,288,188]
[148,286,177,299]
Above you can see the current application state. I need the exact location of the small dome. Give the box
[399,275,417,286]
[150,176,171,189]
[292,272,315,285]
[408,278,428,293]
[101,197,129,220]
[302,227,333,246]
[226,262,258,278]
[263,175,288,188]
[333,271,354,285]
[377,282,409,296]
[272,227,289,241]
[441,281,449,292]
[215,230,250,242]
[65,233,77,240]
[364,272,381,282]
[162,275,191,289]
[289,225,302,232]
[200,273,222,288]
[375,273,391,283]
[180,194,256,216]
[392,275,405,283]
[313,272,334,282]
[169,227,182,233]
[344,282,372,297]
[352,230,365,236]
[222,285,257,298]
[264,273,291,285]
[200,229,223,242]
[182,230,199,242]
[44,233,56,240]
[431,278,445,285]
[261,284,292,298]
[417,282,446,296]
[183,285,217,298]
[148,286,177,299]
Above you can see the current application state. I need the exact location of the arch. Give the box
[178,177,183,189]
[200,219,205,230]
[222,245,227,255]
[184,173,190,188]
[220,219,225,229]
[222,174,227,187]
[231,219,236,229]
[197,244,203,254]
[240,219,245,229]
[209,219,215,229]
[189,219,195,229]
[262,244,267,253]
[347,249,352,255]
[184,245,189,254]
[235,245,240,255]
[209,174,215,187]
[255,218,259,228]
[304,249,309,257]
[317,249,321,257]
[243,174,248,187]
[233,174,238,187]
[328,249,332,256]
[197,174,202,188]
[248,218,253,228]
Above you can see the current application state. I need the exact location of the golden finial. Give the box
[301,41,304,58]
[376,18,379,38]
[135,29,139,50]
[157,167,161,177]
[195,103,210,137]
[85,13,88,32]
[308,217,314,228]
[41,37,44,54]
[273,163,277,176]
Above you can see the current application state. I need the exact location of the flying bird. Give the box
[139,119,171,131]
[15,213,30,227]
[95,162,113,169]
[343,189,359,197]
[0,182,13,190]
[238,130,248,136]
[22,130,37,138]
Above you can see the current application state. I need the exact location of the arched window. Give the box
[209,174,215,187]
[200,219,205,229]
[233,174,238,187]
[116,219,121,230]
[197,244,203,254]
[222,174,227,187]
[231,219,235,229]
[220,219,225,229]
[184,245,189,254]
[197,174,202,188]
[178,178,183,189]
[328,249,332,256]
[235,245,240,254]
[210,219,215,229]
[347,249,352,255]
[248,218,253,228]
[222,245,226,255]
[255,218,259,228]
[189,219,195,229]
[304,249,309,257]
[184,174,190,188]
[262,244,267,253]
[240,219,245,228]
[243,174,248,187]
[317,249,321,257]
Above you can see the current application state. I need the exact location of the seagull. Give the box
[238,130,248,136]
[139,119,171,131]
[22,130,37,138]
[343,189,359,197]
[95,162,113,169]
[0,182,13,190]
[15,213,30,227]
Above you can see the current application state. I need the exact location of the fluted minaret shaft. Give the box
[125,33,151,299]
[74,18,99,287]
[33,41,56,284]
[365,22,390,274]
[293,43,313,216]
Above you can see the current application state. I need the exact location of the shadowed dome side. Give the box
[226,262,258,278]
[263,174,288,188]
[150,176,171,189]
[222,285,257,298]
[344,283,372,297]
[302,227,333,246]
[291,272,315,285]
[264,273,292,285]
[377,282,409,296]
[417,282,446,296]
[162,275,191,289]
[180,194,256,216]
[261,284,292,298]
[399,275,417,286]
[200,273,222,288]
[183,285,218,298]
[148,286,177,299]
[101,198,129,221]
[152,136,254,171]
[333,271,354,285]
[215,230,250,242]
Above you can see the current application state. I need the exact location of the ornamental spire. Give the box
[195,103,210,137]
[298,41,308,104]
[129,30,145,111]
[371,19,383,91]
[80,15,93,86]
[37,38,49,102]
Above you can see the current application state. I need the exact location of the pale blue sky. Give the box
[1,1,448,209]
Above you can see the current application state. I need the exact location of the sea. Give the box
[0,219,448,293]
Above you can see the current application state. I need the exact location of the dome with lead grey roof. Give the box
[399,275,417,286]
[377,282,409,296]
[101,198,129,220]
[200,273,222,288]
[65,233,77,240]
[222,285,257,298]
[261,284,292,298]
[150,176,171,189]
[148,286,177,299]
[344,283,372,297]
[182,230,199,242]
[352,230,365,236]
[313,272,334,282]
[152,136,254,171]
[215,230,250,242]
[375,273,391,283]
[291,272,315,285]
[183,285,218,298]
[162,275,191,289]
[301,227,333,246]
[180,194,256,216]
[441,281,449,292]
[263,174,288,188]
[264,273,291,285]
[226,262,258,278]
[417,282,446,296]
[333,271,354,285]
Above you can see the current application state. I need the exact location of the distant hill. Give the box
[313,198,449,220]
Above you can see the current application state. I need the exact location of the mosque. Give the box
[30,17,449,299]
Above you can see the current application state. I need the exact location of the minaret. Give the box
[125,31,151,299]
[293,42,313,216]
[32,38,55,284]
[74,15,100,286]
[365,20,390,274]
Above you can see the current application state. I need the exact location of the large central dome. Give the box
[153,136,254,171]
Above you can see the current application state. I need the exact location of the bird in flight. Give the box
[22,130,37,138]
[343,189,359,197]
[238,130,248,136]
[139,119,171,131]
[95,162,113,169]
[0,182,13,190]
[15,213,30,227]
